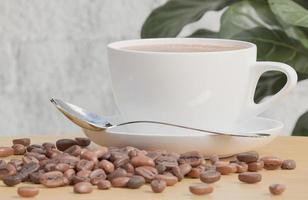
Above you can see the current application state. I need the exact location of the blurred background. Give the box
[0,0,307,136]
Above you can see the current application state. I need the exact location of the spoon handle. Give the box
[117,120,270,138]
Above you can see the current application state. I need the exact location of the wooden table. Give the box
[0,136,307,199]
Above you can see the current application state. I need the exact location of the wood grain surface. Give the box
[0,136,307,199]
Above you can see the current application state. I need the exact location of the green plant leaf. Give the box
[269,0,308,28]
[230,27,308,75]
[219,1,281,39]
[219,1,308,100]
[231,27,308,101]
[254,71,287,103]
[268,0,308,48]
[293,0,308,8]
[141,0,238,38]
[292,110,308,136]
[188,29,219,38]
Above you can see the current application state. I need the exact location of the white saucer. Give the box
[83,117,283,156]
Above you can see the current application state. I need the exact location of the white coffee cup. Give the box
[107,38,297,131]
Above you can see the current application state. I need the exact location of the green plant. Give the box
[141,0,308,136]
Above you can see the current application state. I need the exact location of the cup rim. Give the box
[107,38,256,54]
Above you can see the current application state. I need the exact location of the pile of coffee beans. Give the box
[0,138,295,197]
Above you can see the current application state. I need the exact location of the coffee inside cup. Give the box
[122,43,247,52]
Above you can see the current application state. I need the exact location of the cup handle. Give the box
[246,61,297,116]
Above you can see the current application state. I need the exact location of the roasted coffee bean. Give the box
[155,174,178,186]
[200,170,221,184]
[187,166,204,178]
[74,182,93,194]
[269,184,286,195]
[38,159,49,169]
[135,166,158,182]
[0,147,14,157]
[80,150,98,163]
[162,171,174,176]
[238,172,262,184]
[203,164,216,171]
[189,183,214,195]
[261,156,283,170]
[38,158,50,168]
[63,177,70,186]
[281,159,296,170]
[235,162,248,173]
[64,145,82,157]
[215,163,233,175]
[19,162,40,181]
[0,163,17,179]
[40,171,66,188]
[248,161,264,172]
[123,146,138,154]
[76,159,95,171]
[56,139,77,151]
[17,186,39,198]
[29,171,44,184]
[128,148,145,157]
[111,176,130,187]
[120,163,133,174]
[178,151,203,167]
[8,159,23,171]
[209,154,219,164]
[156,163,167,174]
[77,170,91,178]
[25,152,47,161]
[167,152,180,159]
[30,147,46,155]
[26,144,43,152]
[131,155,155,167]
[3,175,22,186]
[229,163,238,173]
[237,151,259,163]
[0,160,6,167]
[107,168,127,180]
[97,180,111,190]
[22,156,39,164]
[171,166,183,181]
[93,146,109,159]
[99,160,114,174]
[13,138,31,146]
[42,142,55,150]
[55,163,70,172]
[45,149,61,158]
[72,175,90,184]
[64,169,75,184]
[114,155,130,168]
[146,151,161,160]
[109,151,126,161]
[75,137,91,147]
[155,155,178,168]
[50,154,79,167]
[90,169,106,185]
[44,163,56,172]
[179,163,192,176]
[128,149,138,158]
[127,175,145,189]
[151,179,166,193]
[12,144,26,155]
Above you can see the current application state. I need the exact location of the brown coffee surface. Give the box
[123,43,247,52]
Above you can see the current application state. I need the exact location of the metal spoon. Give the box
[50,98,270,138]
